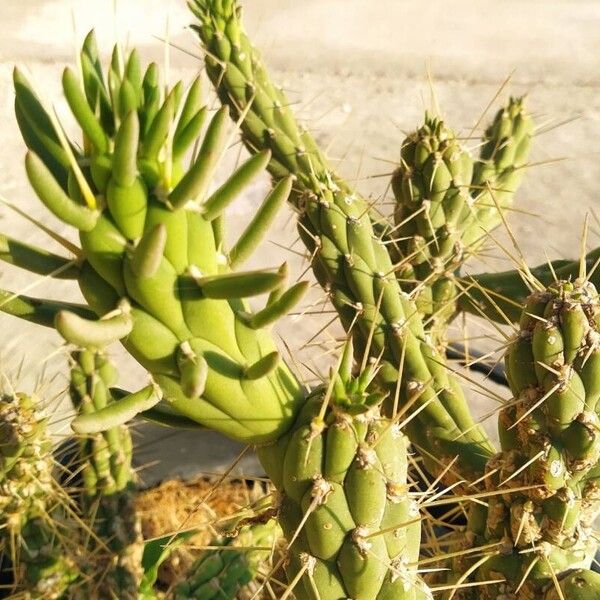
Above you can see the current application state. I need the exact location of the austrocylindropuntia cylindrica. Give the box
[0,392,79,597]
[3,33,308,444]
[189,0,495,484]
[452,279,600,598]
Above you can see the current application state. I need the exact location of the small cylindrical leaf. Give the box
[193,267,285,299]
[339,338,355,383]
[178,351,208,399]
[176,76,203,137]
[168,106,229,209]
[119,78,139,119]
[62,67,108,153]
[244,351,280,380]
[202,150,271,221]
[143,89,175,160]
[246,280,308,329]
[25,152,98,231]
[125,48,143,100]
[55,308,133,348]
[72,384,161,433]
[228,175,293,267]
[173,107,207,160]
[130,223,167,278]
[113,111,140,187]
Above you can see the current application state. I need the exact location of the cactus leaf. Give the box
[243,351,280,380]
[176,76,204,136]
[178,342,209,398]
[25,151,99,231]
[228,174,293,268]
[190,266,286,299]
[71,383,162,433]
[242,280,308,329]
[130,223,167,278]
[112,110,140,187]
[202,150,271,221]
[55,306,133,348]
[142,88,175,160]
[62,66,108,153]
[173,106,207,160]
[169,106,230,209]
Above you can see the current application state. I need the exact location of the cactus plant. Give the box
[187,1,600,597]
[174,520,281,599]
[2,3,600,598]
[189,0,495,483]
[389,102,532,342]
[258,341,429,600]
[8,32,305,444]
[0,34,428,598]
[449,279,600,598]
[67,347,144,599]
[0,392,79,598]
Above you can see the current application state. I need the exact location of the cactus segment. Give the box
[390,113,474,338]
[257,363,430,599]
[459,247,600,324]
[68,347,144,598]
[388,99,532,342]
[0,393,79,597]
[455,280,600,597]
[4,37,306,445]
[189,0,495,481]
[467,96,533,246]
[175,520,281,599]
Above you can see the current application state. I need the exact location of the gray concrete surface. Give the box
[0,0,599,483]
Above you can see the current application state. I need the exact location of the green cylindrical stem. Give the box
[68,349,143,599]
[389,100,531,342]
[455,280,600,597]
[466,96,533,247]
[390,113,473,340]
[257,375,431,600]
[0,393,78,598]
[175,520,281,599]
[458,247,600,324]
[189,0,494,481]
